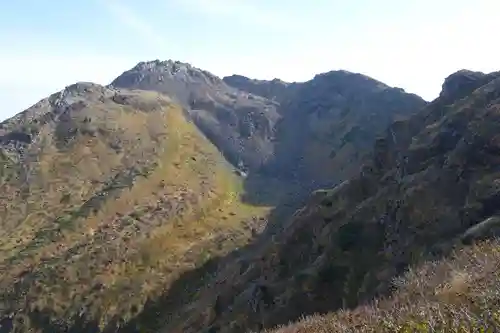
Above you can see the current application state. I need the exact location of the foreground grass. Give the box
[271,240,500,333]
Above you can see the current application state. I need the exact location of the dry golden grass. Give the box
[270,240,500,333]
[0,87,270,331]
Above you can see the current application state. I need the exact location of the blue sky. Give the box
[1,0,499,120]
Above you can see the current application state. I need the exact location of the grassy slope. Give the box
[0,86,270,332]
[271,240,500,332]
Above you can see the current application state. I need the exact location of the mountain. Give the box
[222,75,294,102]
[261,70,426,187]
[0,59,428,333]
[156,69,500,332]
[112,60,427,192]
[0,82,270,332]
[110,60,281,172]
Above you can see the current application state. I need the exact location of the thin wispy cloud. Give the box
[98,0,168,49]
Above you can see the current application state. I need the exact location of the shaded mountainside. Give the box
[265,70,426,187]
[158,70,500,332]
[0,83,270,332]
[222,75,294,102]
[112,61,427,193]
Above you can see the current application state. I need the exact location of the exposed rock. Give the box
[462,216,500,244]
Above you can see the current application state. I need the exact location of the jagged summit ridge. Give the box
[1,83,121,135]
[51,82,113,104]
[112,59,223,91]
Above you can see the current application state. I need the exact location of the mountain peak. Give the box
[439,69,487,100]
[123,59,222,86]
[46,82,113,110]
[312,70,391,92]
[132,59,191,71]
[61,82,109,96]
[110,59,225,106]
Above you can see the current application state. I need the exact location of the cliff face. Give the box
[164,70,500,333]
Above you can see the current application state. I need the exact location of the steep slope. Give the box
[110,60,281,171]
[112,60,427,198]
[222,72,427,186]
[272,239,500,332]
[163,69,500,332]
[0,83,269,332]
[266,70,426,187]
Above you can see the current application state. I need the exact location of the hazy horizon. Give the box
[1,0,499,120]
